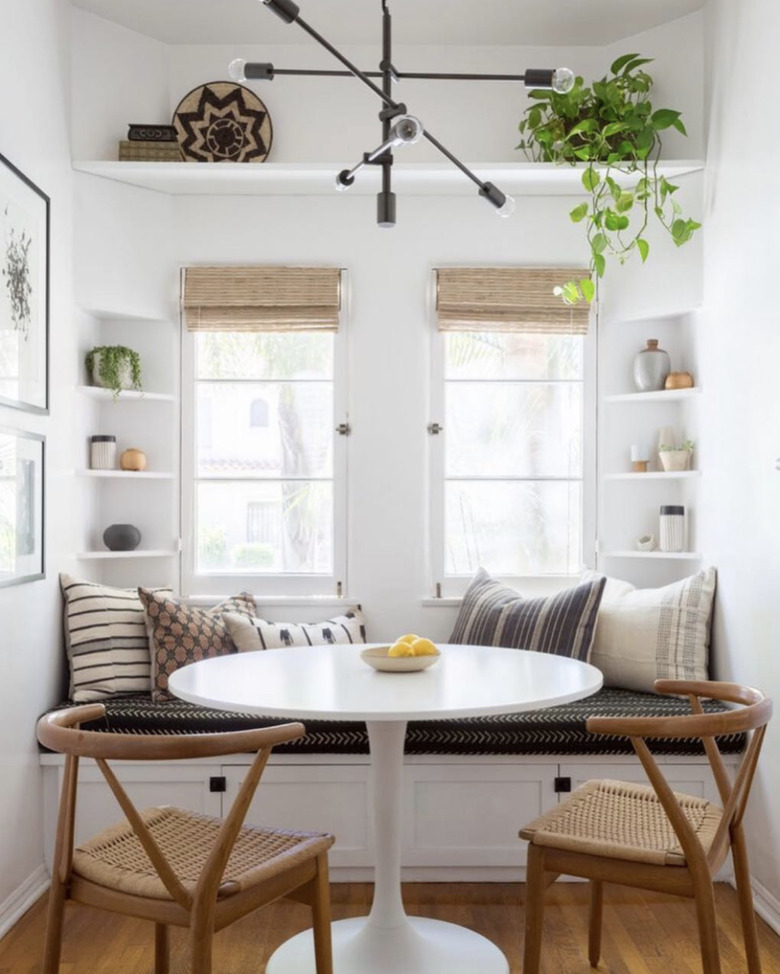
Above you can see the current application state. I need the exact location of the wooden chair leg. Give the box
[41,880,68,974]
[311,853,334,974]
[190,923,213,974]
[588,879,604,968]
[155,923,169,974]
[693,877,721,974]
[523,844,548,974]
[731,825,762,973]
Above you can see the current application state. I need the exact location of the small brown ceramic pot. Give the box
[664,371,694,390]
[120,447,147,471]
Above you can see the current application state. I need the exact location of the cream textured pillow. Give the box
[586,568,717,692]
[223,608,366,652]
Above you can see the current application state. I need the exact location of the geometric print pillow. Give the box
[585,567,717,693]
[449,568,606,662]
[138,589,256,701]
[60,574,172,703]
[222,607,366,652]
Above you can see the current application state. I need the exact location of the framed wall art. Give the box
[0,152,49,413]
[0,428,45,586]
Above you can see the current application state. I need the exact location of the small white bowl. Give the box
[360,646,441,673]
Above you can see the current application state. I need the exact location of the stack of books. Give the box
[118,124,182,162]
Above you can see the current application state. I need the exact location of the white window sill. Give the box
[420,598,462,607]
[184,595,360,609]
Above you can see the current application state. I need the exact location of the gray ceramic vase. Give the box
[633,339,671,392]
[103,523,142,551]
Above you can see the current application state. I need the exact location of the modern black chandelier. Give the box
[229,0,575,227]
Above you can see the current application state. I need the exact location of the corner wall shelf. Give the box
[601,550,702,561]
[77,470,174,480]
[603,388,702,404]
[76,549,178,560]
[79,306,173,324]
[72,159,704,199]
[76,385,175,402]
[604,471,701,481]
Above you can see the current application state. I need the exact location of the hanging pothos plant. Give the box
[517,53,701,304]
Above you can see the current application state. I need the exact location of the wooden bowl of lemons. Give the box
[361,635,441,672]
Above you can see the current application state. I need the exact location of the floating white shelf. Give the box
[601,550,702,560]
[603,304,703,326]
[76,549,178,560]
[77,385,175,402]
[72,159,704,198]
[77,470,174,480]
[79,306,173,324]
[604,471,701,481]
[603,388,702,404]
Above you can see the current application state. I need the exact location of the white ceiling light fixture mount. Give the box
[229,0,574,227]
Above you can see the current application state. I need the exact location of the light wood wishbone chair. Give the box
[37,705,334,974]
[519,680,772,974]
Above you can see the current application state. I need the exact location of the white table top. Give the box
[167,644,603,721]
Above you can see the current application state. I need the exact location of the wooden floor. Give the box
[2,882,780,973]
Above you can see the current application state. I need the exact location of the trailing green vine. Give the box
[86,345,142,399]
[517,53,701,303]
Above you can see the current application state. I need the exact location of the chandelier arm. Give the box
[265,68,535,83]
[421,131,487,192]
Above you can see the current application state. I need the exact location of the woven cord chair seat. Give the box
[73,806,334,900]
[520,779,723,867]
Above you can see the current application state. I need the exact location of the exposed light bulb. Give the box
[390,114,423,147]
[335,170,354,192]
[228,58,247,83]
[496,194,516,219]
[551,67,575,94]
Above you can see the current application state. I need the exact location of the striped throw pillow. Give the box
[61,574,172,702]
[449,568,606,661]
[223,607,366,652]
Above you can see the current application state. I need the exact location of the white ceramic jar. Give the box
[659,505,685,552]
[90,435,117,470]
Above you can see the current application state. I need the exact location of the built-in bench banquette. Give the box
[42,566,734,881]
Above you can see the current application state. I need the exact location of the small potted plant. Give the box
[517,53,701,304]
[659,439,694,472]
[86,345,142,399]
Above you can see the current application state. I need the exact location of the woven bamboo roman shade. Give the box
[181,266,341,332]
[435,267,590,334]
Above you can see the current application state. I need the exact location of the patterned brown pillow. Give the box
[138,589,256,701]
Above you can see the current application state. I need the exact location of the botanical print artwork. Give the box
[2,204,32,339]
[0,153,49,413]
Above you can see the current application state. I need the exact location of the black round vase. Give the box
[103,523,142,551]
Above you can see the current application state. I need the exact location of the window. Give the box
[430,267,595,594]
[181,267,346,596]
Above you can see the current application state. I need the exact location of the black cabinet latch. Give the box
[554,776,572,793]
[209,776,227,793]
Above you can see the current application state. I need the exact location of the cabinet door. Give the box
[52,761,221,852]
[558,760,713,801]
[401,763,560,867]
[222,763,371,868]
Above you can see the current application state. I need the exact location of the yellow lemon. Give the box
[410,637,439,657]
[388,641,415,658]
[396,633,418,645]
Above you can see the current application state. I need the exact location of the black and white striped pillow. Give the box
[223,608,366,652]
[61,574,172,702]
[449,568,606,661]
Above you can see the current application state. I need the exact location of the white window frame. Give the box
[180,273,350,598]
[427,277,598,598]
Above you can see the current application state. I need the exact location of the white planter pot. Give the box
[659,450,692,472]
[91,352,135,391]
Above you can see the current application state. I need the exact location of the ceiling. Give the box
[70,0,706,47]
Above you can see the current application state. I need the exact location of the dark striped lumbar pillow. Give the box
[449,568,606,661]
[61,574,172,703]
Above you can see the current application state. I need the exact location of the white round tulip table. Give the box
[169,643,602,974]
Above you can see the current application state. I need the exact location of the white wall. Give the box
[698,0,780,914]
[0,0,88,921]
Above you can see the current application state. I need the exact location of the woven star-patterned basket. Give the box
[172,81,273,163]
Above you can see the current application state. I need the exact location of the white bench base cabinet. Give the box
[40,752,736,883]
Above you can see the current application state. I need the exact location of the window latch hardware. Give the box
[336,423,352,436]
[427,422,443,435]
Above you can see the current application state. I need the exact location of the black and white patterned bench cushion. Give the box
[47,688,744,757]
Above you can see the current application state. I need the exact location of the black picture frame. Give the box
[0,427,45,587]
[0,151,49,414]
